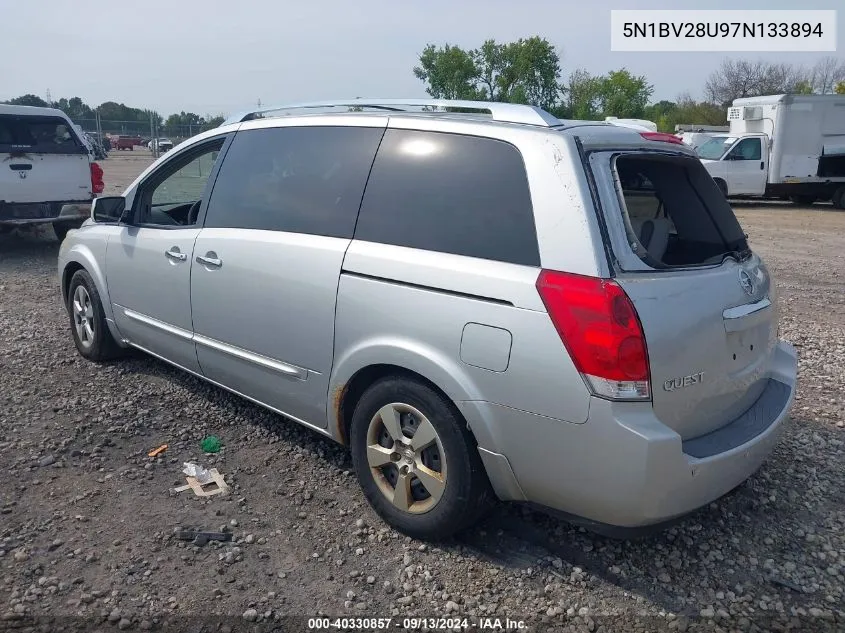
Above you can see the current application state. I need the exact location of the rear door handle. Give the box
[760,161,764,170]
[196,253,222,268]
[165,249,187,261]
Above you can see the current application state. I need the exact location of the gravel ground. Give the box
[0,153,843,632]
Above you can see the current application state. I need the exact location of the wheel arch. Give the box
[60,245,123,343]
[328,342,484,448]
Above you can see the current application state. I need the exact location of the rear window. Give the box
[0,115,86,155]
[613,154,748,268]
[354,129,540,266]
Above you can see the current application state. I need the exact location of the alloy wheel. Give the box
[365,402,447,514]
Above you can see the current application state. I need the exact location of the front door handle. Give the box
[165,249,187,261]
[196,252,222,268]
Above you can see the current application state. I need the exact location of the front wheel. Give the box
[67,269,124,362]
[349,376,493,540]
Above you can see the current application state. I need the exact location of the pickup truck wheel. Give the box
[350,376,494,540]
[67,269,124,362]
[789,195,816,205]
[833,186,845,210]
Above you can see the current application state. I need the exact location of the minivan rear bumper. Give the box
[460,340,797,530]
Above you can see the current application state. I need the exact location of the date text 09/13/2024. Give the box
[307,617,527,630]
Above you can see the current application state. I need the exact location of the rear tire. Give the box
[789,195,816,205]
[833,186,845,210]
[67,269,124,362]
[53,221,82,242]
[349,376,494,540]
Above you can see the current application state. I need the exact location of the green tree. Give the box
[413,44,482,100]
[6,94,49,107]
[470,37,562,109]
[596,69,654,119]
[413,37,563,109]
[558,69,602,120]
[835,81,845,95]
[204,115,226,127]
[792,80,814,95]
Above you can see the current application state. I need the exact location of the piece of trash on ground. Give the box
[201,435,221,453]
[173,462,229,497]
[147,444,168,458]
[182,462,213,484]
[173,528,232,546]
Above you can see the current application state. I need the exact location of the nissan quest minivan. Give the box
[58,99,797,540]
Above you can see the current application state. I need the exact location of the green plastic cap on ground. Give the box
[201,436,221,453]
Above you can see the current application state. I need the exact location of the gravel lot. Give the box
[0,152,843,632]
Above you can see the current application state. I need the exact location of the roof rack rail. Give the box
[222,99,562,128]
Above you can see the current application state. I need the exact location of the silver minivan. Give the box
[58,99,797,540]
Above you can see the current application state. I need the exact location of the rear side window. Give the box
[204,126,384,238]
[354,129,539,266]
[0,115,86,155]
[613,154,748,268]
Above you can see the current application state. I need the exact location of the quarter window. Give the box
[354,130,539,266]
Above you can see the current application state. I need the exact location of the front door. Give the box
[726,136,767,195]
[190,122,385,427]
[106,137,227,372]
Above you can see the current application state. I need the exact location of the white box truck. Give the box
[698,94,845,207]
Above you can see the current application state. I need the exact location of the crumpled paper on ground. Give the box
[182,462,213,485]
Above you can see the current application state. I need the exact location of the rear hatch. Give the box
[0,113,91,204]
[590,147,777,440]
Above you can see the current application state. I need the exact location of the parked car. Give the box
[58,99,797,540]
[149,138,174,153]
[1,104,104,240]
[112,135,142,151]
[699,94,845,206]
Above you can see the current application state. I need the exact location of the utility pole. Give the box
[45,88,52,106]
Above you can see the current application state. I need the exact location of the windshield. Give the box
[696,136,732,160]
[0,114,86,155]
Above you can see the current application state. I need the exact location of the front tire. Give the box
[714,178,728,198]
[67,269,124,362]
[349,376,493,540]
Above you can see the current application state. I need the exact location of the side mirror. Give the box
[92,196,126,223]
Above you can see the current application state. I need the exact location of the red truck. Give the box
[112,135,142,151]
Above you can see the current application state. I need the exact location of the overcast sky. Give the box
[1,0,841,116]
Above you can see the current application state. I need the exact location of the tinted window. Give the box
[204,126,384,238]
[354,130,539,266]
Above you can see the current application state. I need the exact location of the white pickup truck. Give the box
[0,104,104,240]
[698,94,845,207]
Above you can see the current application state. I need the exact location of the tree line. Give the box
[2,93,225,138]
[413,37,845,131]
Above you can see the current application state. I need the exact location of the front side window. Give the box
[354,129,540,266]
[203,126,384,238]
[135,140,224,227]
[726,138,762,161]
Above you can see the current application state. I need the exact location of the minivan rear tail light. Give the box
[536,270,651,400]
[90,162,104,194]
[640,132,684,145]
